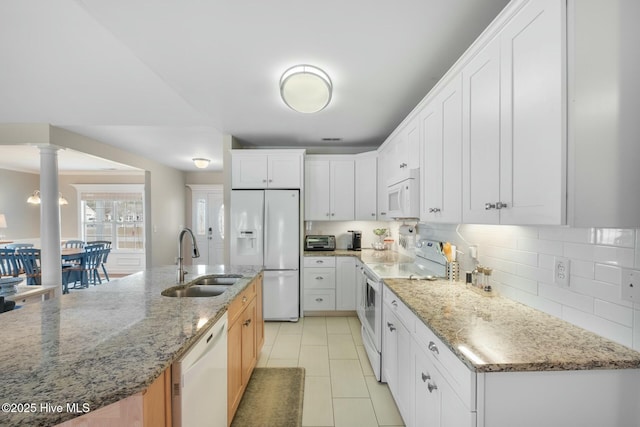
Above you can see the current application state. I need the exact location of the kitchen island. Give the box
[0,265,262,427]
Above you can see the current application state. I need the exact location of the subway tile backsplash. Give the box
[417,223,640,350]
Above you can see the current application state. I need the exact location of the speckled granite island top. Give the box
[384,278,640,373]
[0,265,262,427]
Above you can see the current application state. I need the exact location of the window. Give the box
[74,185,145,251]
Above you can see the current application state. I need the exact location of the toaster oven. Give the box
[304,235,336,251]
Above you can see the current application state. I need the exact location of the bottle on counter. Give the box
[476,265,485,289]
[483,268,493,292]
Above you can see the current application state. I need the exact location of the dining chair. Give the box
[5,243,34,251]
[65,244,103,288]
[63,240,85,249]
[90,240,112,282]
[16,248,41,286]
[0,248,20,277]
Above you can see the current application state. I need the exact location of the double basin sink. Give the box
[162,274,243,298]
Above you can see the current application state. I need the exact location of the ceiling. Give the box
[0,0,511,172]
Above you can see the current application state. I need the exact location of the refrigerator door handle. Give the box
[264,196,269,267]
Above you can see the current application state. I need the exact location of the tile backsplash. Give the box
[417,223,640,350]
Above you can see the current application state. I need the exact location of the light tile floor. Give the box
[257,316,405,427]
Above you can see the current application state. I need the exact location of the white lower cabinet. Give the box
[303,256,357,312]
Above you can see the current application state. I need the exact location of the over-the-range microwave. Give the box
[387,170,419,219]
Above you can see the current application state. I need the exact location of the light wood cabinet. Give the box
[420,74,463,224]
[304,157,355,220]
[231,150,304,189]
[227,275,262,424]
[462,0,565,225]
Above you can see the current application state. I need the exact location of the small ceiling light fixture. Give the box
[192,158,211,169]
[27,190,68,205]
[280,64,332,113]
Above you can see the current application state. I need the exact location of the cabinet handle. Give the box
[380,212,386,216]
[428,208,441,213]
[315,298,324,302]
[421,372,430,382]
[316,260,324,264]
[243,318,252,327]
[496,201,508,209]
[268,179,273,183]
[391,300,398,308]
[315,276,324,280]
[428,341,439,354]
[485,202,496,210]
[326,213,330,217]
[428,382,438,393]
[371,213,376,216]
[263,179,267,183]
[331,213,335,216]
[400,163,407,168]
[242,296,247,303]
[387,322,396,332]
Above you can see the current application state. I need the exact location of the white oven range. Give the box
[356,240,448,382]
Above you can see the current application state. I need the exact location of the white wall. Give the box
[418,223,640,350]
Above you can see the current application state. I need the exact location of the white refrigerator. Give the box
[230,190,299,321]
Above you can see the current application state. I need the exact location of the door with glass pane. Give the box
[191,186,224,265]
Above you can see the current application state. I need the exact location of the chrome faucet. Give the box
[177,227,200,283]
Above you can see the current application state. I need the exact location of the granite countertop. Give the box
[304,248,414,264]
[384,278,640,373]
[0,265,262,427]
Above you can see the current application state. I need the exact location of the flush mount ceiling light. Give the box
[27,190,68,205]
[280,64,332,113]
[192,158,210,169]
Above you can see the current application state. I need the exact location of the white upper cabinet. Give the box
[355,153,378,220]
[387,116,420,187]
[304,157,355,221]
[421,74,463,223]
[232,150,304,189]
[377,143,394,221]
[462,0,565,225]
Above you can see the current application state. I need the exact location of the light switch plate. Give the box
[621,269,640,302]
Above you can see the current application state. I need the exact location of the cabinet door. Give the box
[255,274,264,351]
[335,256,356,310]
[462,37,501,224]
[423,75,463,223]
[406,117,420,170]
[304,160,331,220]
[499,0,565,225]
[329,160,355,220]
[414,343,440,427]
[382,306,399,392]
[268,154,302,189]
[396,320,414,425]
[232,154,268,189]
[241,298,257,385]
[377,144,393,220]
[355,155,378,220]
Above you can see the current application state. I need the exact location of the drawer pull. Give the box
[315,276,324,280]
[421,372,430,382]
[315,298,324,302]
[242,296,247,303]
[428,341,439,354]
[316,260,324,264]
[391,300,398,308]
[243,318,252,327]
[428,382,438,393]
[386,322,396,332]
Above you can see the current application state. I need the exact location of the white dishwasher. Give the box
[172,312,227,427]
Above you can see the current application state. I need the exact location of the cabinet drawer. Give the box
[304,268,336,290]
[383,286,415,332]
[303,290,336,311]
[228,281,256,325]
[414,319,476,410]
[303,256,336,268]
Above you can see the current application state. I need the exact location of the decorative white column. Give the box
[39,146,62,289]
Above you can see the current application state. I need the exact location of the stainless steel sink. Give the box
[192,275,242,286]
[162,285,228,298]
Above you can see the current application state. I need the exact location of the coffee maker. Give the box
[348,230,362,251]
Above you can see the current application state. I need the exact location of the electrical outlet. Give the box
[469,245,478,260]
[554,256,570,287]
[621,269,640,302]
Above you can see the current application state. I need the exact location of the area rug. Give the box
[231,367,305,427]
